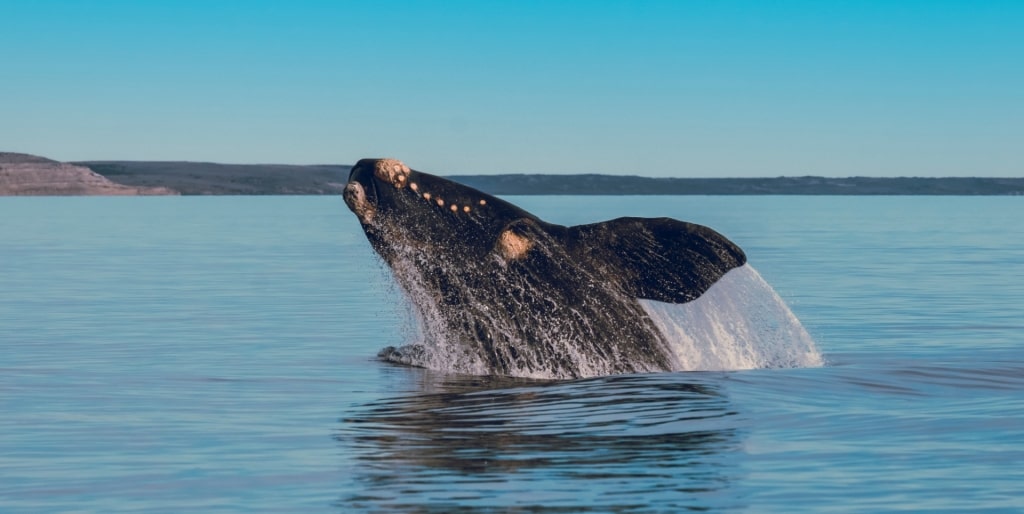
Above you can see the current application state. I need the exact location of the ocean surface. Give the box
[2,195,1022,512]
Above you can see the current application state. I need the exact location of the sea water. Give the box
[2,195,1022,512]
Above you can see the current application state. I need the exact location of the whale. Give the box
[341,158,776,379]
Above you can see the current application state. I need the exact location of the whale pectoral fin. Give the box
[567,217,747,303]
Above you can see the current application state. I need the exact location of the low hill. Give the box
[0,153,175,196]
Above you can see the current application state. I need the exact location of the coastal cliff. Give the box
[0,153,176,196]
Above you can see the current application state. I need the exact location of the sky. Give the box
[2,1,1022,177]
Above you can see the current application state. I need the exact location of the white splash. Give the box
[378,231,822,377]
[640,264,823,371]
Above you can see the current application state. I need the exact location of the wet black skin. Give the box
[343,159,746,378]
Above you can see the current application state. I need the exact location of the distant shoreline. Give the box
[77,161,1024,196]
[451,174,1024,196]
[3,153,1022,196]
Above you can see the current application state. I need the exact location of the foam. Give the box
[640,264,823,371]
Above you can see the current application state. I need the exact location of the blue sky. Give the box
[2,1,1021,176]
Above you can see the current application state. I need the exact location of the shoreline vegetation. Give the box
[2,153,1022,196]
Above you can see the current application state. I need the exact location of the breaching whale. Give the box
[343,158,819,379]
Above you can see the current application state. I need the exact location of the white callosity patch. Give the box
[496,229,534,261]
[342,182,374,223]
[639,264,823,371]
[373,158,411,188]
[415,188,477,216]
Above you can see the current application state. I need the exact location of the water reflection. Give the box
[336,368,744,512]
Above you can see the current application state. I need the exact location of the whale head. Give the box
[343,158,545,265]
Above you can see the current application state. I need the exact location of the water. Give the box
[639,265,821,371]
[2,195,1022,512]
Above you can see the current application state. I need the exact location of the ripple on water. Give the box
[336,371,745,512]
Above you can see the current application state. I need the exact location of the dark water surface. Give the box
[2,196,1022,512]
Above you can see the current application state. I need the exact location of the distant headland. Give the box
[1,153,1021,196]
[0,153,176,196]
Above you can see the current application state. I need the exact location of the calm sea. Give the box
[2,195,1022,513]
